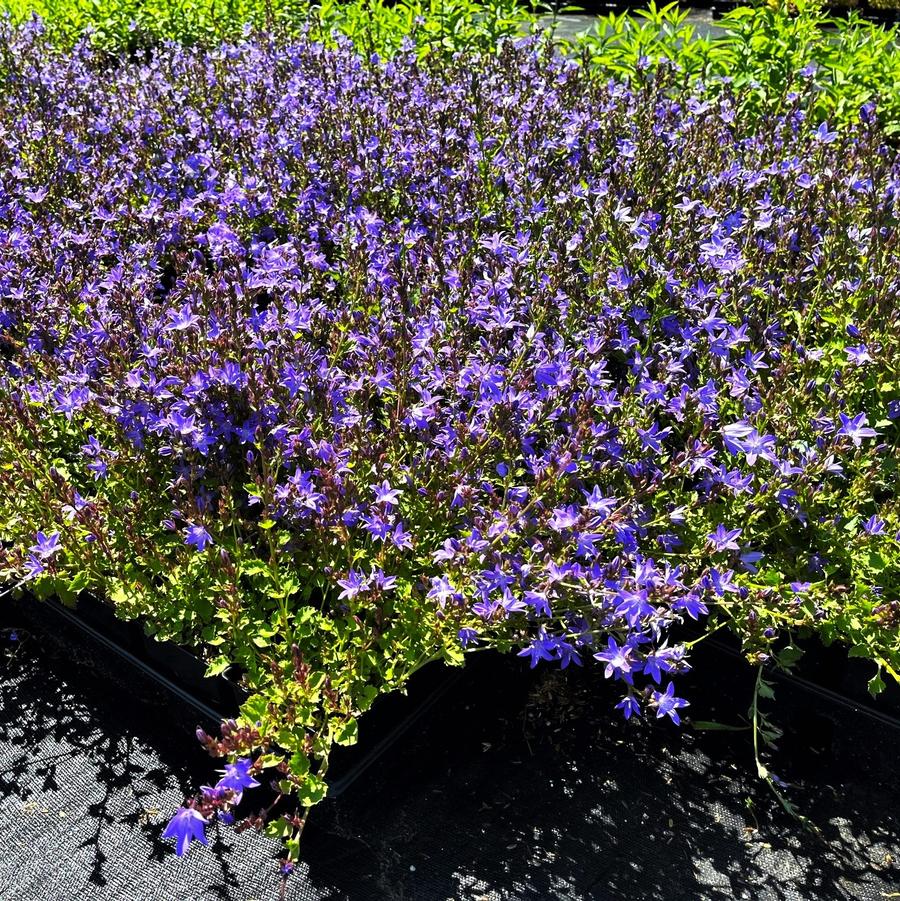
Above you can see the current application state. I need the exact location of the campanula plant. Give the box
[0,22,897,868]
[7,0,900,140]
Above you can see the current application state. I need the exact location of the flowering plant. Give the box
[7,0,900,140]
[0,22,897,868]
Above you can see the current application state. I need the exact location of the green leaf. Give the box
[240,694,268,725]
[692,720,749,732]
[205,656,231,677]
[257,753,285,769]
[297,775,328,807]
[332,718,358,747]
[777,645,804,668]
[276,727,305,751]
[289,751,310,777]
[441,640,465,666]
[868,670,886,697]
[67,571,90,594]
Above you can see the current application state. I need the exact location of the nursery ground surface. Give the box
[0,598,898,901]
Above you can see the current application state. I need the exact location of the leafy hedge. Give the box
[571,0,900,134]
[0,21,898,865]
[0,0,535,54]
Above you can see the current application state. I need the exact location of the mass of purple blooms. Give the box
[0,20,897,862]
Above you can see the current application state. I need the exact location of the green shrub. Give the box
[568,0,900,134]
[0,0,538,56]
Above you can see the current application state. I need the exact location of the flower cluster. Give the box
[0,23,898,861]
[163,755,260,855]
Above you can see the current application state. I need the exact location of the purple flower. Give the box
[707,568,739,597]
[216,758,260,793]
[372,481,401,507]
[389,521,413,549]
[458,628,479,647]
[615,694,641,720]
[517,632,556,668]
[651,682,689,724]
[707,525,742,552]
[165,303,201,332]
[814,122,838,143]
[837,413,877,446]
[162,807,208,857]
[739,433,776,466]
[370,569,397,591]
[642,647,686,684]
[674,593,708,620]
[845,345,872,365]
[739,550,763,573]
[428,575,457,608]
[184,525,213,551]
[863,516,885,536]
[548,505,579,531]
[535,361,569,389]
[30,531,61,559]
[594,637,635,685]
[337,569,367,601]
[583,487,617,517]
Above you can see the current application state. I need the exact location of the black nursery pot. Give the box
[692,623,900,721]
[62,590,145,656]
[38,593,244,717]
[325,658,464,796]
[6,591,462,797]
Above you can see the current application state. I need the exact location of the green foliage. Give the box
[0,0,539,57]
[568,0,900,134]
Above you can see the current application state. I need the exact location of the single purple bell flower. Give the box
[651,682,689,725]
[707,524,742,552]
[184,524,213,551]
[162,807,208,857]
[215,758,260,793]
[30,531,61,559]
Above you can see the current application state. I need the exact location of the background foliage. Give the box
[570,0,900,134]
